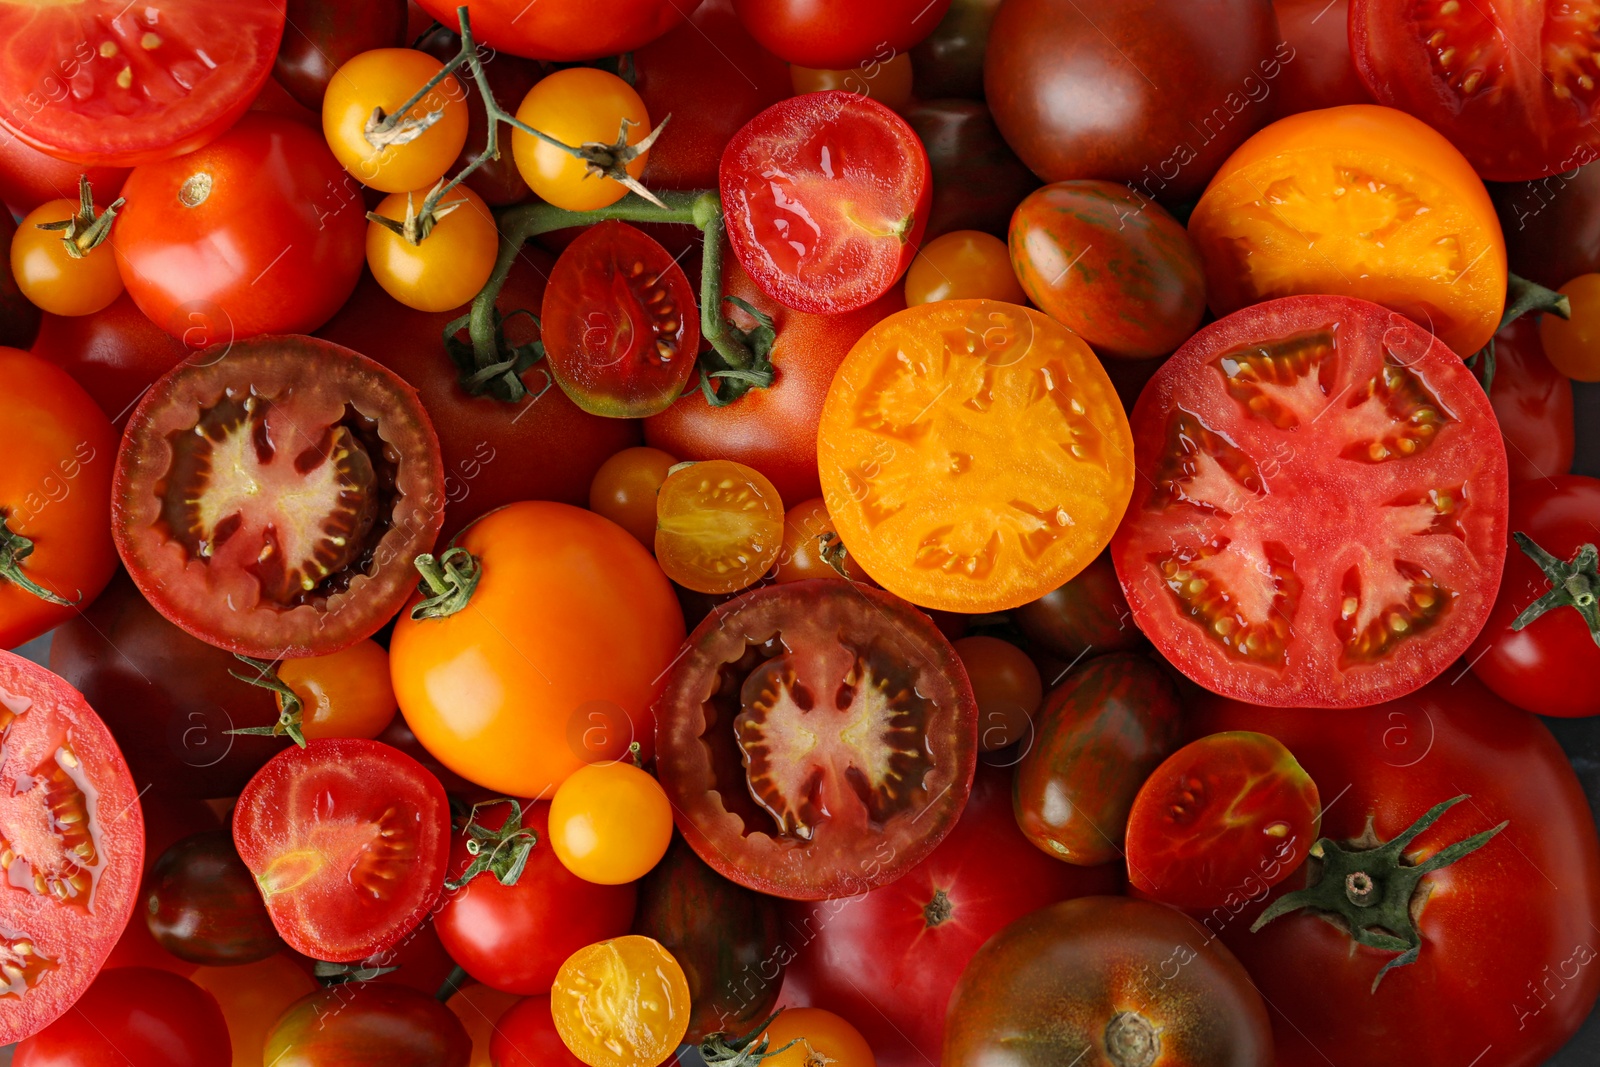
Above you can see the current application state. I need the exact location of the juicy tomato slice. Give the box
[1110,294,1509,707]
[541,221,700,418]
[720,91,931,314]
[0,651,143,1044]
[232,738,449,963]
[550,936,690,1067]
[111,336,445,659]
[0,1,285,166]
[655,458,786,594]
[818,300,1134,613]
[1351,0,1600,181]
[654,579,977,900]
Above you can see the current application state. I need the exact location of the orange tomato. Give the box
[790,52,914,111]
[904,230,1026,306]
[547,761,673,885]
[588,446,677,547]
[551,936,690,1067]
[774,497,869,583]
[275,639,398,741]
[654,459,785,594]
[322,48,469,193]
[762,1008,876,1067]
[512,69,651,212]
[10,197,124,317]
[1540,273,1600,381]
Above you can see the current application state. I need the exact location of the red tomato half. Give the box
[414,0,701,60]
[0,2,284,167]
[1111,295,1509,707]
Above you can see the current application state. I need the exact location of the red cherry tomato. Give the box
[13,968,230,1067]
[413,0,703,60]
[732,0,952,68]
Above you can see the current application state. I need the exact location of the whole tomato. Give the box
[910,0,1004,101]
[903,100,1041,239]
[274,0,409,110]
[414,0,701,60]
[1482,317,1574,484]
[1271,0,1372,115]
[732,0,952,69]
[31,294,191,430]
[416,24,544,206]
[0,133,127,216]
[13,968,231,1067]
[1494,161,1600,290]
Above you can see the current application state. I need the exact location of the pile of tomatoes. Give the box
[2,1,1600,1066]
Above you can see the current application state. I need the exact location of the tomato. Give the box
[1272,0,1372,116]
[759,1009,874,1067]
[721,92,930,314]
[275,0,409,111]
[0,2,283,167]
[655,579,977,899]
[655,459,786,594]
[30,294,191,429]
[986,0,1282,203]
[1012,553,1142,661]
[0,348,118,649]
[1014,652,1184,866]
[1540,272,1600,380]
[645,258,902,504]
[112,334,445,659]
[551,935,691,1067]
[416,25,543,206]
[1192,675,1600,1067]
[491,995,586,1067]
[944,897,1272,1067]
[733,0,951,68]
[549,762,673,885]
[233,738,450,962]
[445,983,521,1067]
[191,954,319,1067]
[1484,317,1574,483]
[1494,159,1600,290]
[0,136,126,217]
[323,49,469,194]
[0,213,39,349]
[13,967,231,1067]
[905,230,1026,307]
[774,497,868,584]
[819,300,1135,613]
[784,764,1119,1067]
[368,185,498,313]
[264,982,470,1067]
[245,639,397,744]
[790,53,916,112]
[1111,295,1510,707]
[590,447,677,547]
[1188,105,1508,358]
[541,221,700,418]
[512,69,652,213]
[343,914,460,996]
[910,0,1003,100]
[145,830,282,966]
[390,501,685,797]
[113,114,368,340]
[10,196,124,318]
[903,101,1041,240]
[952,636,1041,753]
[415,0,700,60]
[1010,181,1206,360]
[0,653,143,1044]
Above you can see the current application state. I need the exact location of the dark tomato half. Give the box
[654,579,978,900]
[112,335,445,659]
[720,92,931,314]
[233,739,449,963]
[0,652,144,1045]
[1111,296,1509,707]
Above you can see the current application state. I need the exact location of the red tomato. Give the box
[112,114,367,340]
[1482,317,1575,484]
[31,294,191,430]
[490,995,586,1067]
[13,968,230,1067]
[720,92,930,314]
[413,0,701,59]
[1111,296,1510,707]
[0,136,126,216]
[733,0,952,68]
[1271,0,1373,115]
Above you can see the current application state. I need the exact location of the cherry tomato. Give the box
[549,762,674,885]
[733,0,952,68]
[29,293,191,430]
[790,52,916,111]
[445,983,521,1067]
[551,936,691,1067]
[272,640,399,743]
[145,831,282,966]
[264,982,470,1067]
[414,0,700,61]
[13,968,231,1067]
[322,48,469,193]
[910,0,1003,100]
[1540,273,1600,380]
[513,69,652,212]
[1012,552,1142,661]
[589,446,677,547]
[10,198,123,317]
[905,230,1026,307]
[1484,316,1574,483]
[761,1009,874,1067]
[655,459,786,594]
[952,636,1042,753]
[275,0,409,110]
[774,497,868,584]
[491,996,586,1067]
[368,185,498,313]
[190,954,319,1067]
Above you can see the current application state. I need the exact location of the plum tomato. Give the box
[367,186,498,314]
[910,0,1004,100]
[1540,272,1600,380]
[111,334,446,660]
[1012,552,1142,661]
[790,53,916,112]
[654,579,978,900]
[1009,181,1206,360]
[1111,295,1510,707]
[29,293,190,430]
[759,1009,874,1067]
[548,762,673,886]
[190,954,319,1067]
[1484,316,1574,483]
[144,830,282,966]
[1015,652,1184,866]
[322,48,469,194]
[818,300,1135,613]
[589,446,677,547]
[953,636,1041,752]
[732,0,951,69]
[232,738,450,963]
[0,652,144,1045]
[0,2,284,167]
[541,220,701,418]
[1125,731,1320,910]
[491,995,586,1067]
[905,230,1026,307]
[274,0,409,110]
[550,935,691,1067]
[389,501,685,798]
[513,69,652,212]
[720,92,931,314]
[10,196,124,318]
[903,100,1040,240]
[1272,0,1372,116]
[942,897,1273,1067]
[774,497,868,584]
[415,0,700,61]
[1188,105,1508,358]
[264,982,470,1067]
[655,459,786,595]
[13,967,231,1067]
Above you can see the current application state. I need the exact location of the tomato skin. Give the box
[1271,0,1372,116]
[114,114,367,340]
[264,983,470,1067]
[905,230,1026,306]
[274,0,409,111]
[1540,273,1600,381]
[10,199,124,318]
[145,831,283,966]
[415,0,701,60]
[512,70,651,212]
[13,968,230,1067]
[0,136,126,217]
[953,636,1042,752]
[30,294,191,430]
[910,0,1003,101]
[1193,676,1600,1067]
[733,0,952,68]
[489,996,586,1067]
[323,49,469,194]
[190,954,320,1067]
[1012,552,1142,661]
[760,1009,874,1067]
[903,100,1040,240]
[589,446,677,547]
[367,186,498,313]
[790,54,916,112]
[1483,317,1574,483]
[416,27,543,206]
[548,762,674,885]
[773,497,869,584]
[1493,160,1600,290]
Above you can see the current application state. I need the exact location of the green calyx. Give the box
[698,1009,802,1066]
[226,654,308,747]
[444,798,540,890]
[35,175,123,259]
[444,306,547,404]
[1468,273,1571,394]
[1509,533,1600,648]
[410,547,482,621]
[697,293,776,408]
[0,516,78,607]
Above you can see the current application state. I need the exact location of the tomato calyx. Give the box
[311,958,403,985]
[410,547,482,621]
[1104,1012,1160,1067]
[1252,794,1506,991]
[367,182,470,246]
[1467,274,1571,393]
[33,176,123,260]
[698,294,777,408]
[226,655,309,747]
[698,1009,803,1066]
[443,305,548,403]
[443,798,540,890]
[0,517,78,607]
[1508,534,1600,648]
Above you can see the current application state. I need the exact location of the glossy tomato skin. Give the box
[733,0,951,68]
[1484,317,1574,483]
[1271,0,1371,115]
[1013,553,1142,660]
[1493,160,1600,290]
[904,100,1040,239]
[31,294,191,429]
[415,0,700,59]
[274,0,409,110]
[986,0,1282,202]
[113,114,367,340]
[491,996,586,1067]
[910,0,1003,100]
[13,968,230,1067]
[264,983,470,1067]
[145,831,282,966]
[1193,676,1600,1067]
[0,136,126,216]
[784,764,1120,1067]
[190,955,320,1067]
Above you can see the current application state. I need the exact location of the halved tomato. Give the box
[111,336,445,659]
[1110,295,1509,708]
[0,651,143,1044]
[232,738,449,963]
[653,580,977,900]
[0,1,285,166]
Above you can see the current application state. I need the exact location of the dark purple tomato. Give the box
[910,0,1004,101]
[904,100,1039,239]
[274,0,409,110]
[1492,161,1600,290]
[0,211,40,349]
[145,831,282,966]
[1484,317,1574,484]
[1013,553,1142,660]
[417,24,544,206]
[264,983,470,1067]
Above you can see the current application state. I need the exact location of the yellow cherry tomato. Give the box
[552,936,690,1067]
[367,185,498,312]
[904,230,1027,306]
[513,68,652,212]
[761,1008,876,1067]
[275,638,398,741]
[1541,273,1600,381]
[323,48,469,193]
[790,52,915,112]
[447,983,522,1067]
[548,761,673,885]
[655,459,785,594]
[589,446,677,548]
[11,198,124,316]
[191,954,318,1067]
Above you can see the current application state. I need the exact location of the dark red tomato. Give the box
[721,92,930,314]
[13,968,230,1067]
[246,75,324,128]
[541,221,701,418]
[49,572,287,798]
[145,831,282,966]
[112,114,367,340]
[784,764,1119,1067]
[634,0,791,192]
[275,0,409,110]
[1272,0,1372,116]
[0,653,144,1045]
[112,335,445,660]
[233,739,450,963]
[434,802,636,995]
[490,995,585,1067]
[374,716,485,801]
[655,580,978,900]
[31,294,191,429]
[414,0,701,59]
[1013,552,1142,660]
[910,0,1003,101]
[264,982,469,1067]
[1193,675,1600,1067]
[1469,476,1600,717]
[645,258,901,503]
[0,213,39,349]
[903,100,1040,240]
[103,796,219,977]
[1111,296,1510,708]
[1493,160,1600,290]
[1351,0,1600,180]
[986,0,1283,203]
[318,263,640,542]
[416,25,541,206]
[1483,317,1574,483]
[733,0,951,68]
[0,136,126,216]
[0,3,283,167]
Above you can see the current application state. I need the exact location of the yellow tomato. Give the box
[513,68,651,212]
[548,761,673,885]
[276,638,398,741]
[905,230,1027,306]
[323,48,469,193]
[551,936,690,1067]
[367,185,498,312]
[11,198,123,316]
[762,1008,876,1067]
[1540,273,1600,381]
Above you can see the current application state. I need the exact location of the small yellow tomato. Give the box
[11,198,124,316]
[905,230,1027,306]
[551,936,690,1067]
[323,48,469,193]
[548,761,673,885]
[1541,273,1600,381]
[513,68,651,212]
[655,459,786,594]
[367,185,498,312]
[762,1008,876,1067]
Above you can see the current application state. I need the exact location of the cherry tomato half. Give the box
[551,936,690,1067]
[655,459,786,594]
